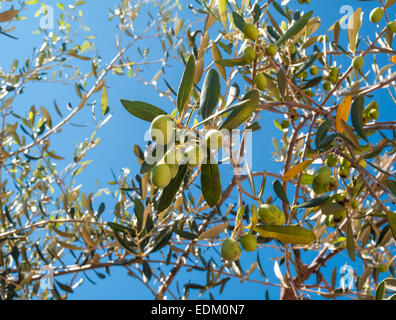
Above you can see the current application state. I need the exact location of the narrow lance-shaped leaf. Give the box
[298,195,330,208]
[336,96,352,133]
[273,180,289,205]
[347,8,362,54]
[254,225,316,245]
[315,120,332,149]
[276,11,314,46]
[177,55,195,113]
[157,165,188,212]
[346,217,356,261]
[282,159,314,181]
[120,100,167,122]
[351,94,368,142]
[201,155,222,207]
[211,42,226,80]
[218,0,227,27]
[215,58,246,67]
[200,69,220,120]
[387,211,396,242]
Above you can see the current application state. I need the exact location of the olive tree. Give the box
[1,0,396,300]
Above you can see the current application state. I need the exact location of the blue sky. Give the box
[1,0,395,299]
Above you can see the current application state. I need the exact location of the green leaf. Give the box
[293,52,318,76]
[232,11,245,32]
[300,76,323,90]
[346,218,356,261]
[254,225,316,245]
[177,55,195,112]
[273,180,289,205]
[215,58,246,67]
[101,86,108,117]
[219,90,260,130]
[351,94,367,142]
[157,165,188,212]
[298,195,330,208]
[315,120,332,149]
[387,211,396,242]
[120,100,167,122]
[200,69,220,120]
[201,158,222,207]
[276,11,313,46]
[376,280,386,300]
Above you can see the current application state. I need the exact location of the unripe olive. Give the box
[164,148,183,178]
[352,56,364,70]
[281,120,290,129]
[369,7,384,24]
[244,23,259,41]
[340,157,351,168]
[329,66,339,77]
[369,108,379,119]
[184,145,205,167]
[205,129,223,150]
[150,115,175,145]
[310,65,319,76]
[150,162,171,188]
[240,233,257,252]
[323,81,331,91]
[326,153,338,167]
[221,238,242,261]
[387,21,396,33]
[301,71,309,80]
[312,181,325,194]
[243,46,256,64]
[314,166,332,185]
[328,75,338,84]
[265,43,278,57]
[339,166,351,179]
[289,45,297,55]
[305,90,315,97]
[255,73,267,91]
[258,204,285,226]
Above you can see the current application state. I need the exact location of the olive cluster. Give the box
[221,203,286,261]
[148,114,224,189]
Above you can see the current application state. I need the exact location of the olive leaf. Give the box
[346,218,356,261]
[282,159,313,181]
[293,52,318,76]
[273,180,289,205]
[157,165,188,212]
[276,11,313,46]
[177,55,195,112]
[315,120,332,149]
[254,225,316,245]
[387,211,396,242]
[215,58,246,67]
[298,195,330,208]
[200,69,220,120]
[120,100,167,122]
[351,94,368,142]
[336,96,352,133]
[201,157,222,207]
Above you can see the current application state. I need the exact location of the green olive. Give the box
[265,43,278,57]
[310,65,319,76]
[258,204,285,226]
[323,81,331,91]
[221,238,242,261]
[244,23,259,41]
[243,46,256,64]
[150,162,171,188]
[240,234,257,252]
[387,20,396,33]
[369,7,384,24]
[164,148,183,178]
[312,181,325,194]
[369,108,379,119]
[314,166,332,185]
[352,56,364,70]
[326,153,338,167]
[150,115,175,145]
[255,73,267,91]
